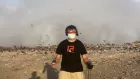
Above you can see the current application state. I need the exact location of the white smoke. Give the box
[0,0,140,47]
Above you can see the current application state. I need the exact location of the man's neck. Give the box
[67,39,76,42]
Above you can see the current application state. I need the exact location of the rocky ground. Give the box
[0,41,140,79]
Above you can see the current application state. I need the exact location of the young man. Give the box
[51,25,93,79]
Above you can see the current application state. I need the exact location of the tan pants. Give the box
[59,71,85,79]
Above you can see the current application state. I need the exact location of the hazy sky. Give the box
[0,0,140,47]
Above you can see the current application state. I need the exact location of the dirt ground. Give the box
[0,51,140,79]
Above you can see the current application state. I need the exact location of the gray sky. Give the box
[0,0,140,47]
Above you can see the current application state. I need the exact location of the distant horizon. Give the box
[0,40,140,48]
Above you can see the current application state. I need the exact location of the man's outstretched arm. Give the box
[55,54,61,64]
[82,54,94,69]
[81,54,89,64]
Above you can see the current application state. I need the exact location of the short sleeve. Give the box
[55,42,62,55]
[79,41,87,55]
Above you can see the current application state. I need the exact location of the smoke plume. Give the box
[0,0,140,47]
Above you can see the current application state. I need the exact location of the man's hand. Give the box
[86,61,94,69]
[51,54,61,68]
[51,59,57,68]
[51,64,56,68]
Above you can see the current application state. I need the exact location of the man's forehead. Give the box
[67,29,76,32]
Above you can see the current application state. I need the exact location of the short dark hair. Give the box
[65,25,78,36]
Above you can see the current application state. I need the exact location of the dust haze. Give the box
[0,0,140,47]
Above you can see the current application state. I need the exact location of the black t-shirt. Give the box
[56,39,87,72]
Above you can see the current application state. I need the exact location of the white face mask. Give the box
[68,34,76,40]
